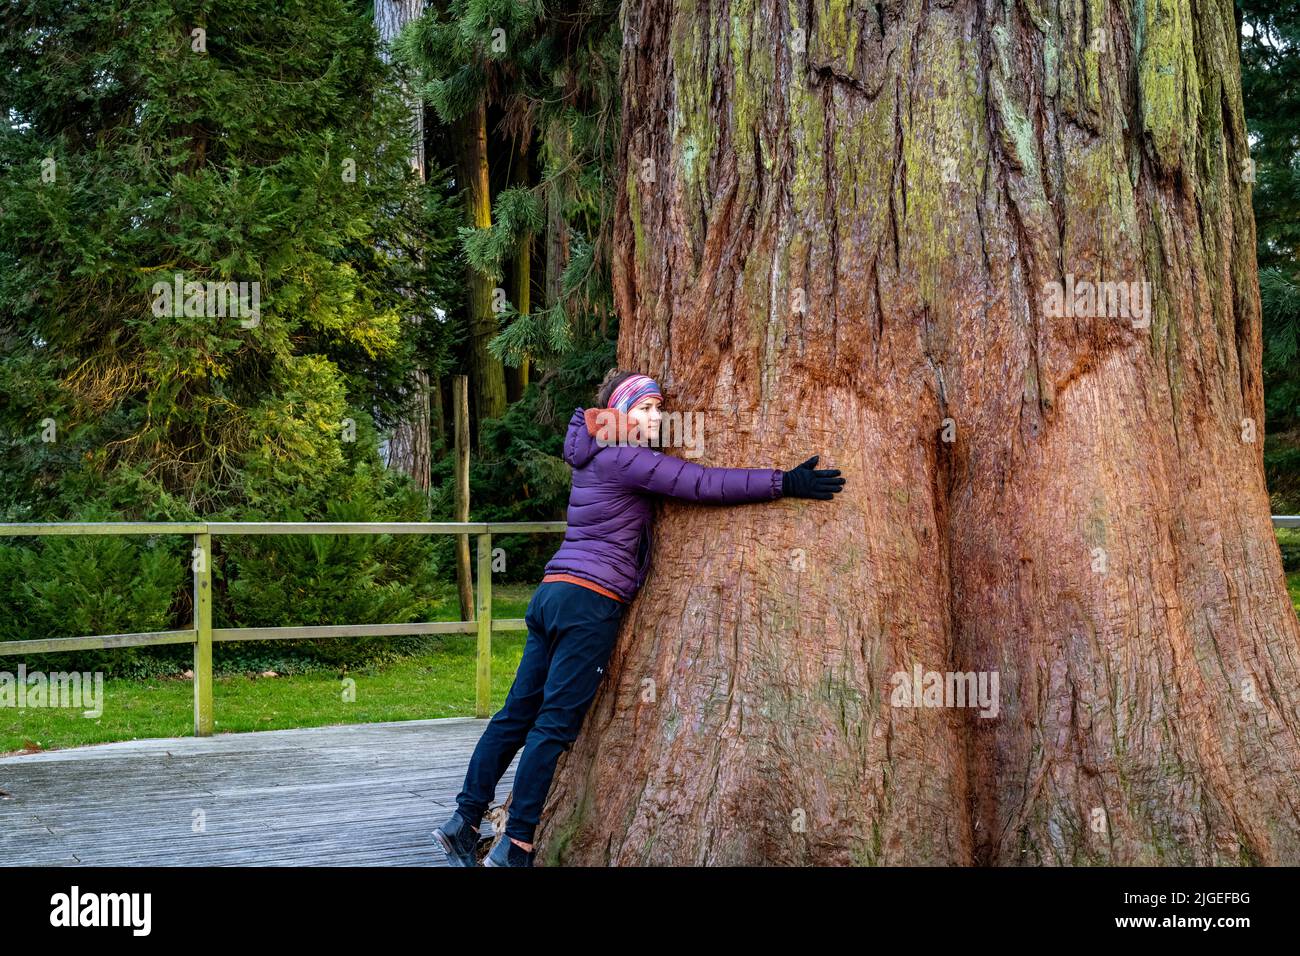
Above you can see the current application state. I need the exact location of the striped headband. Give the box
[607,374,662,413]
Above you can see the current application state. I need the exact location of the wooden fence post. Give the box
[454,376,473,622]
[193,529,213,737]
[476,531,492,718]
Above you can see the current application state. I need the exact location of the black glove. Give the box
[781,455,845,500]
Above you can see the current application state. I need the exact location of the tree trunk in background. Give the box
[384,370,431,491]
[375,0,431,491]
[457,96,507,447]
[544,118,573,341]
[429,371,446,453]
[540,0,1300,865]
[506,139,532,403]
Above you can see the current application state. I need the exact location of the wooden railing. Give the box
[0,521,566,733]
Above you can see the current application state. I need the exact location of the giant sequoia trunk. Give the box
[538,0,1300,864]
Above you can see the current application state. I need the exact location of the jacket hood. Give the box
[563,407,601,467]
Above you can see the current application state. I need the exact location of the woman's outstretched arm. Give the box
[601,445,846,503]
[599,443,784,504]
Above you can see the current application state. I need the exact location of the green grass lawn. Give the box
[0,584,536,755]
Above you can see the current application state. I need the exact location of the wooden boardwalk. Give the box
[0,718,507,866]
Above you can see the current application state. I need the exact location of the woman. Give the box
[432,369,846,866]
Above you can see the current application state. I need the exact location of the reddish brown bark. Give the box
[536,0,1300,865]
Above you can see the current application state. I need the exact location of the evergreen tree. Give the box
[0,0,465,661]
[0,0,454,519]
[392,0,622,380]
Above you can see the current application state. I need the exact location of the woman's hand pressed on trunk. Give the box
[781,455,846,500]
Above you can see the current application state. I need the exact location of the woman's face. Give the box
[625,394,662,444]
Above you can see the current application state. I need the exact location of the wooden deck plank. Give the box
[0,717,510,866]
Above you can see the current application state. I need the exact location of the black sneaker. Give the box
[431,811,481,867]
[483,836,535,867]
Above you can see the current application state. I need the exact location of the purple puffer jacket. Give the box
[542,406,784,602]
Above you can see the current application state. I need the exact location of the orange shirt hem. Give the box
[541,573,628,604]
